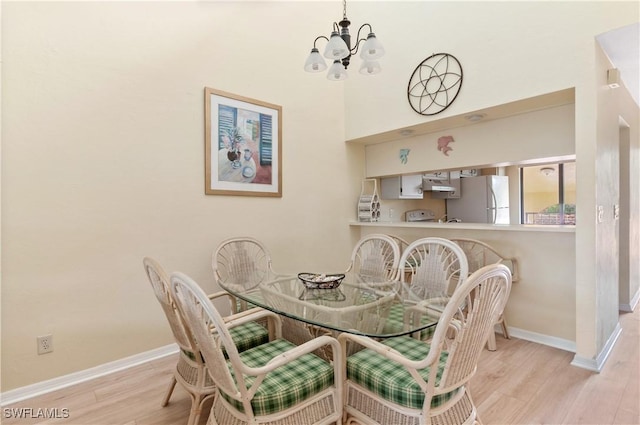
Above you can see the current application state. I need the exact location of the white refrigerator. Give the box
[446,176,510,224]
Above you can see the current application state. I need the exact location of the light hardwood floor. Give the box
[3,307,638,425]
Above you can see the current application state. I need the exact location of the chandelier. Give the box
[304,0,385,81]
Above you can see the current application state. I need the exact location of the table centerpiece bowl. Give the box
[297,273,345,290]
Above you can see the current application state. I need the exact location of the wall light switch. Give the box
[597,205,604,223]
[613,204,620,220]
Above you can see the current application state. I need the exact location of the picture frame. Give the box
[205,87,282,197]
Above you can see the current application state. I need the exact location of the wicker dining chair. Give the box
[345,234,401,283]
[451,238,519,350]
[382,237,468,341]
[212,237,319,347]
[386,234,410,254]
[170,271,343,425]
[212,237,285,312]
[387,234,412,281]
[399,237,469,305]
[339,263,513,425]
[143,257,271,425]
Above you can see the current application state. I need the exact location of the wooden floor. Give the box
[3,307,638,425]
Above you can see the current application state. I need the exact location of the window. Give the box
[520,162,576,225]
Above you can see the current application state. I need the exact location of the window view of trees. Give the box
[521,162,576,225]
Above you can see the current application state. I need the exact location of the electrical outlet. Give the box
[37,334,53,355]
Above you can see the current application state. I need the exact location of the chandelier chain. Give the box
[343,0,347,19]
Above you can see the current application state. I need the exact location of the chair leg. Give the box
[187,392,216,425]
[161,376,177,407]
[500,315,510,339]
[486,315,509,351]
[486,330,497,351]
[186,394,198,425]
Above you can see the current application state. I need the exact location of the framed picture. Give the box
[205,87,282,197]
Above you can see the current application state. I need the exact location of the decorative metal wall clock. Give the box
[407,53,463,116]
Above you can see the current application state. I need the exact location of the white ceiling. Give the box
[597,22,640,106]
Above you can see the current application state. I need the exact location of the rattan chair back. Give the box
[451,238,518,350]
[451,238,519,281]
[143,257,199,359]
[340,263,512,425]
[432,264,512,392]
[346,233,401,282]
[398,237,469,302]
[387,234,410,253]
[213,237,275,292]
[143,257,214,425]
[171,272,242,397]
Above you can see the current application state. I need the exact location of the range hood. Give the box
[422,172,456,192]
[423,181,456,192]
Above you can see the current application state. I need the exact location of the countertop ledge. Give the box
[349,221,576,233]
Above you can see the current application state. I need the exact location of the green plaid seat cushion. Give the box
[222,339,334,415]
[234,296,262,312]
[181,321,269,362]
[229,321,269,353]
[347,336,455,410]
[382,304,436,340]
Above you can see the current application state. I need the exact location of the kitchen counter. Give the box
[350,221,576,233]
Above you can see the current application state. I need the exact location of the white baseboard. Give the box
[503,320,624,373]
[500,326,577,353]
[1,317,628,404]
[619,288,640,312]
[570,321,622,372]
[0,344,178,406]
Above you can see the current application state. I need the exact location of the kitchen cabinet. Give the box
[430,171,461,199]
[423,171,449,180]
[459,169,478,177]
[380,174,423,199]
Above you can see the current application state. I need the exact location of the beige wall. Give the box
[343,2,637,141]
[1,1,363,390]
[344,1,638,366]
[364,104,575,178]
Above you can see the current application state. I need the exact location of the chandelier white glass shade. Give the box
[304,0,384,80]
[328,60,348,81]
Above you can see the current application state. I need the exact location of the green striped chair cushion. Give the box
[222,339,334,416]
[382,304,437,340]
[346,336,455,410]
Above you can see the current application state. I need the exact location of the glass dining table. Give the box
[218,273,441,339]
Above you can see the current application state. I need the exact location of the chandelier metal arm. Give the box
[350,23,373,56]
[312,35,329,49]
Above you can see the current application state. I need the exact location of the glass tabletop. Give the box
[219,274,441,338]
